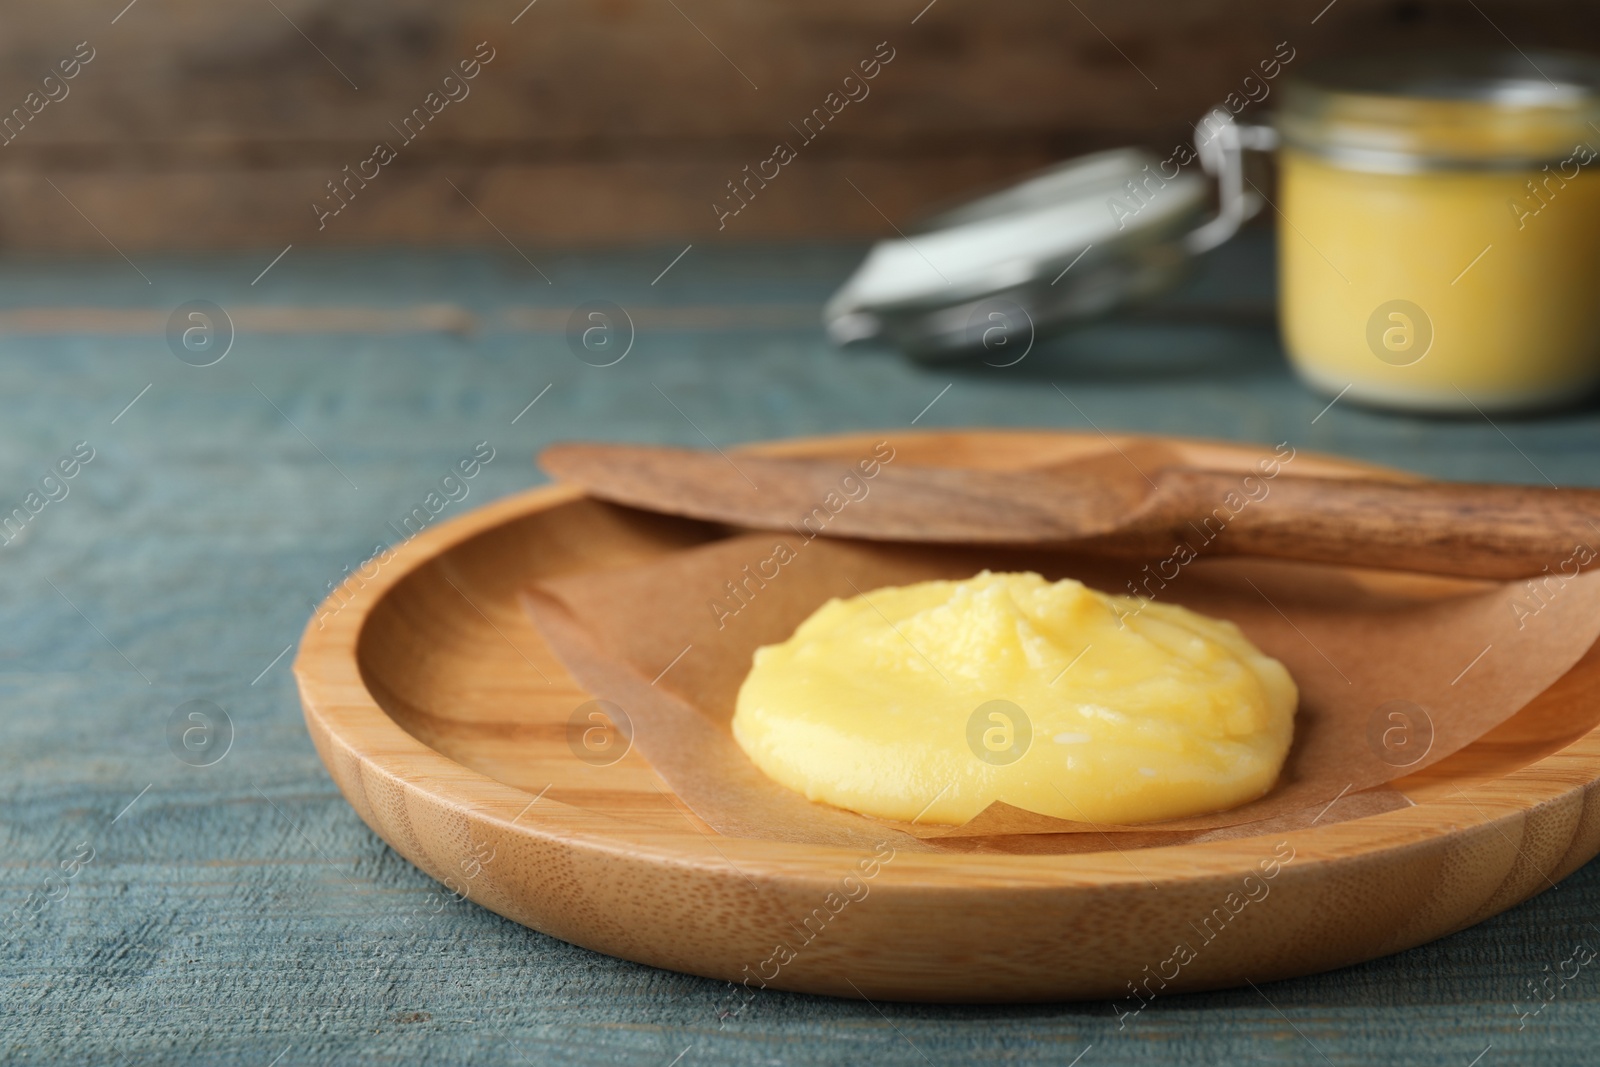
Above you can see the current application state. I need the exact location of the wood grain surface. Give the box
[541,441,1600,578]
[11,236,1600,1065]
[296,429,1600,1001]
[3,0,1599,248]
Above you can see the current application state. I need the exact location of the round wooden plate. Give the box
[294,430,1600,1003]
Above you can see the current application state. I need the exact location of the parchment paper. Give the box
[524,534,1600,851]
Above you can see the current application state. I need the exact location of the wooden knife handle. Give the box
[1132,469,1600,580]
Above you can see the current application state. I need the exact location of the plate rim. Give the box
[294,428,1600,891]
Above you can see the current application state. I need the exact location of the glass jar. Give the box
[1277,51,1600,412]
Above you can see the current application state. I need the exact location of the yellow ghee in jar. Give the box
[731,572,1296,826]
[1276,51,1600,412]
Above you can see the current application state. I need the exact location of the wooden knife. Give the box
[540,442,1597,580]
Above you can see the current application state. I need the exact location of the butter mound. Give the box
[731,571,1297,826]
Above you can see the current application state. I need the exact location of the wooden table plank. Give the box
[0,1,1596,249]
[2,232,1599,1065]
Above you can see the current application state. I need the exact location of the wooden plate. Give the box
[294,431,1600,1002]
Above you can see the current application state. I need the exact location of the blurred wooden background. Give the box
[0,0,1596,250]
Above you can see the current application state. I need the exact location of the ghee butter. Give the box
[732,572,1296,826]
[1276,51,1600,411]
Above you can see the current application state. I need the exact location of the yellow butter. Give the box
[732,571,1296,826]
[1274,61,1600,412]
[1280,147,1600,409]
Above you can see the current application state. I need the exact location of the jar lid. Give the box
[1279,49,1600,170]
[824,148,1209,358]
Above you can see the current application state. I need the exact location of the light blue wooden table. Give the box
[3,231,1598,1065]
